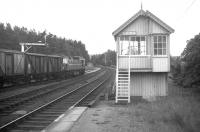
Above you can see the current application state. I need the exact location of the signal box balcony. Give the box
[116,35,170,72]
[118,55,151,72]
[118,55,169,72]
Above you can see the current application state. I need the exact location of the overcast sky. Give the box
[0,0,199,55]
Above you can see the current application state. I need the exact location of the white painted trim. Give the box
[119,55,151,57]
[152,55,168,58]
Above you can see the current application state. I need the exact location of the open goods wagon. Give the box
[0,49,85,87]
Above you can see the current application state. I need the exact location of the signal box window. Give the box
[153,36,167,55]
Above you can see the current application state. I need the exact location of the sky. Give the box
[0,0,199,55]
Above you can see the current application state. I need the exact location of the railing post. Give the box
[128,40,131,103]
[115,37,119,103]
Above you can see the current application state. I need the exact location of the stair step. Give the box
[118,77,129,78]
[117,98,129,101]
[118,70,129,71]
[118,78,129,80]
[118,87,129,89]
[118,73,128,75]
[118,93,128,95]
[118,74,128,75]
[118,95,129,97]
[118,90,128,92]
[117,67,130,103]
[118,91,128,93]
[118,85,129,86]
[118,83,129,85]
[118,88,128,90]
[118,81,129,83]
[118,72,129,74]
[118,86,128,88]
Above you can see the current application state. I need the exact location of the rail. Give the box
[0,70,110,131]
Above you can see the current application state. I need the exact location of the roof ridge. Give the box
[112,9,174,36]
[145,10,174,33]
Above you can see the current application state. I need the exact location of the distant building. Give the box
[112,8,174,103]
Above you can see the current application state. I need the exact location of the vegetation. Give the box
[171,33,200,87]
[0,23,90,62]
[91,50,116,66]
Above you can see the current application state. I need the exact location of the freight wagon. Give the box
[0,49,85,87]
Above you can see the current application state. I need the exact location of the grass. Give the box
[128,80,200,132]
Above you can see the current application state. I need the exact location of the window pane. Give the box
[153,36,157,42]
[133,41,138,47]
[120,36,124,41]
[154,49,157,55]
[131,37,135,41]
[141,41,145,46]
[141,47,145,55]
[163,36,166,42]
[122,41,129,55]
[136,37,140,41]
[158,43,162,48]
[163,49,166,55]
[141,36,145,41]
[154,43,157,48]
[158,36,162,42]
[125,36,129,41]
[158,49,162,55]
[163,43,166,48]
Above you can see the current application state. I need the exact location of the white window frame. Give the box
[118,35,146,55]
[153,35,167,56]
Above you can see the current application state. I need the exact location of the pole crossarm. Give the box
[19,42,47,52]
[19,43,47,46]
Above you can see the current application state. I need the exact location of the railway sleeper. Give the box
[28,117,56,121]
[15,124,46,130]
[32,114,60,117]
[44,110,66,113]
[46,105,72,109]
[40,111,64,114]
[21,121,51,126]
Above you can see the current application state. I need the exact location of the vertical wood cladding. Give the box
[119,16,168,36]
[130,73,167,97]
[118,56,151,70]
[152,57,169,72]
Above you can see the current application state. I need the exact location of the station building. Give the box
[112,9,174,103]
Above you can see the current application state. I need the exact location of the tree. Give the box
[91,50,116,66]
[173,33,200,87]
[0,22,90,62]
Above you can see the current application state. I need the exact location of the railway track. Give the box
[0,68,100,92]
[0,68,104,128]
[78,69,115,107]
[0,68,112,131]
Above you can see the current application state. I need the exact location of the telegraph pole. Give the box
[20,35,48,53]
[19,42,47,53]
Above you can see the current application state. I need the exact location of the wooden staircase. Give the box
[116,55,130,103]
